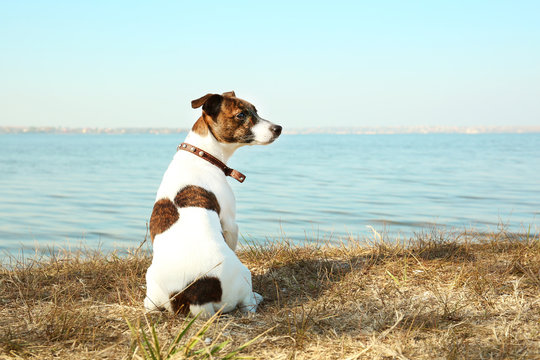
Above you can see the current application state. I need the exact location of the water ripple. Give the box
[0,133,539,256]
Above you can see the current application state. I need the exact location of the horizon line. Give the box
[1,125,539,135]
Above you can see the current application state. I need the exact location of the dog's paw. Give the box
[239,292,264,313]
[253,292,263,305]
[144,297,164,313]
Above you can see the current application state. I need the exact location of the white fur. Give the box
[251,117,279,145]
[144,122,277,317]
[144,209,260,316]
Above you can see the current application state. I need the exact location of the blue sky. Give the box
[1,1,539,129]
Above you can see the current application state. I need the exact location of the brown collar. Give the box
[177,143,246,183]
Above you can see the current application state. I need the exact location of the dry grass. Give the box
[1,227,539,359]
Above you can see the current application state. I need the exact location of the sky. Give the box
[1,1,539,129]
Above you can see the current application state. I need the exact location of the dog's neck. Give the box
[184,131,242,164]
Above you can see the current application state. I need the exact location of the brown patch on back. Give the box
[175,185,221,214]
[149,198,179,242]
[170,276,222,315]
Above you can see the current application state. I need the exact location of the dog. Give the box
[144,91,282,317]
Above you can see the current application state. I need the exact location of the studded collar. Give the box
[177,142,246,183]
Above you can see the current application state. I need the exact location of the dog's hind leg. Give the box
[144,267,171,312]
[144,288,170,312]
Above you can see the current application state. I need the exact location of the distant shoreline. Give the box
[1,125,540,135]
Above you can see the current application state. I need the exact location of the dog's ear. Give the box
[191,94,215,109]
[191,93,223,118]
[222,91,236,97]
[202,94,224,118]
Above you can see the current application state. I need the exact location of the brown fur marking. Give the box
[190,92,260,144]
[174,185,221,214]
[205,96,259,144]
[149,198,179,242]
[191,116,209,136]
[170,276,222,315]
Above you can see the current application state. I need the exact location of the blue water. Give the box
[0,133,539,256]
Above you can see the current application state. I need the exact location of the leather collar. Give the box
[177,143,246,183]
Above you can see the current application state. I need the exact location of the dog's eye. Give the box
[235,112,246,120]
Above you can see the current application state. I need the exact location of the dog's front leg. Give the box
[221,219,238,251]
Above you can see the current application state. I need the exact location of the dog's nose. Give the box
[271,125,282,136]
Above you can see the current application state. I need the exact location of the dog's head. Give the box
[191,91,282,145]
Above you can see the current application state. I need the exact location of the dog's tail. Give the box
[170,276,222,315]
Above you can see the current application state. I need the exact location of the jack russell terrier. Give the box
[144,91,282,317]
